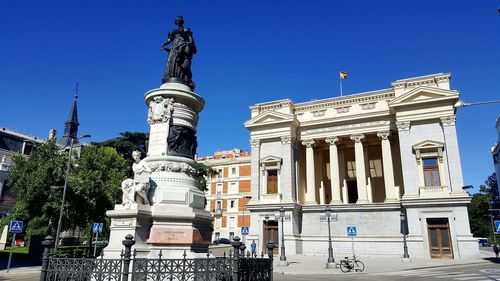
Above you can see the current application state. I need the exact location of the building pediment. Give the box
[260,155,282,164]
[412,140,444,151]
[245,110,297,128]
[389,86,459,108]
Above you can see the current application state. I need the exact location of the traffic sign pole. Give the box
[351,236,355,258]
[93,231,98,257]
[6,233,16,273]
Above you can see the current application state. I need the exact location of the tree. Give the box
[195,163,218,191]
[468,172,499,240]
[96,132,148,176]
[3,141,128,240]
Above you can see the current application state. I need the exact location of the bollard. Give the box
[39,235,55,281]
[240,244,246,257]
[121,234,135,281]
[231,236,242,281]
[266,241,275,281]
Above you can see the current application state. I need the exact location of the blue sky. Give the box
[1,1,499,192]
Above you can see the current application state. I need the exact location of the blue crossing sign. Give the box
[241,226,249,236]
[93,223,103,234]
[9,220,23,233]
[495,221,500,234]
[347,226,357,237]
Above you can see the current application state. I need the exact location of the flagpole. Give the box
[339,77,343,97]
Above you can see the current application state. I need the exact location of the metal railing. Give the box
[39,235,274,281]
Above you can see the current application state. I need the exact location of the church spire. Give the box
[58,83,80,147]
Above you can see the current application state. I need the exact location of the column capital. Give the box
[377,131,391,141]
[396,121,410,131]
[350,134,365,143]
[440,116,456,127]
[280,135,296,144]
[250,138,260,148]
[302,139,315,148]
[325,136,340,145]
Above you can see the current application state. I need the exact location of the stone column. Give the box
[441,116,465,193]
[302,140,317,205]
[325,136,342,204]
[250,139,261,202]
[377,131,398,203]
[396,121,418,198]
[350,134,369,204]
[281,136,295,202]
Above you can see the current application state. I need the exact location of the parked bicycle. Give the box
[339,256,365,272]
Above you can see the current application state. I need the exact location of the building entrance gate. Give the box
[263,220,279,255]
[427,218,453,259]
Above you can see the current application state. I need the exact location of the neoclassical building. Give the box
[244,73,478,259]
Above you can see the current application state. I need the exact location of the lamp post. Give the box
[454,99,500,109]
[278,207,287,264]
[400,209,410,261]
[54,134,91,252]
[325,206,336,267]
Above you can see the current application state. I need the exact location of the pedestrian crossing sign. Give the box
[9,220,23,233]
[495,221,500,234]
[93,223,103,234]
[347,226,357,237]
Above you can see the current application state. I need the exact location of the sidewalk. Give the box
[273,250,495,275]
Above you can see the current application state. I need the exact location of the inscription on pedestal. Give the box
[148,124,169,156]
[149,227,211,245]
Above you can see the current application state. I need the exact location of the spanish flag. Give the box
[339,71,348,80]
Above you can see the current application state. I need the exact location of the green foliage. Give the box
[468,193,492,238]
[96,132,148,177]
[5,141,128,241]
[6,141,67,238]
[195,163,218,191]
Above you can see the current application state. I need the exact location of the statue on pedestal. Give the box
[160,16,197,89]
[122,150,151,206]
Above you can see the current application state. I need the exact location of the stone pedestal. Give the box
[105,82,212,258]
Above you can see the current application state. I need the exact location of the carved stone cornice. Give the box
[360,102,377,110]
[440,116,456,127]
[149,161,197,176]
[377,131,391,141]
[249,139,260,148]
[324,136,339,146]
[396,121,410,131]
[350,134,365,143]
[302,139,315,148]
[280,135,296,144]
[335,106,351,114]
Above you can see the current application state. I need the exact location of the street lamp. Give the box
[454,99,500,109]
[278,207,287,264]
[54,134,91,252]
[324,206,337,267]
[400,209,410,261]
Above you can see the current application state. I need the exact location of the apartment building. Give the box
[198,149,252,242]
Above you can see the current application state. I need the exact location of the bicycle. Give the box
[339,256,365,272]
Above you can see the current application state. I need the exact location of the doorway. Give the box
[263,220,279,255]
[347,181,358,203]
[427,218,453,258]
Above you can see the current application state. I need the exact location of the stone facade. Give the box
[198,149,252,243]
[244,73,478,260]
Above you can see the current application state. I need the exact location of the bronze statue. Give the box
[160,16,197,89]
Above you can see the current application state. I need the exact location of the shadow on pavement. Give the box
[0,252,41,271]
[482,257,500,264]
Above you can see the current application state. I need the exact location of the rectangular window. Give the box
[228,182,237,194]
[216,183,223,195]
[230,200,235,208]
[347,161,356,178]
[229,232,235,240]
[229,217,236,229]
[267,170,278,194]
[231,167,237,176]
[215,232,220,239]
[215,218,221,229]
[216,201,222,212]
[369,159,383,178]
[423,158,440,187]
[217,168,223,178]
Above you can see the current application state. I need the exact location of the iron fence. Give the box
[39,235,274,281]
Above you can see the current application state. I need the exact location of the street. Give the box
[274,263,500,281]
